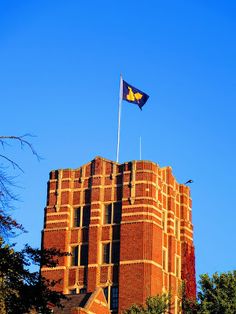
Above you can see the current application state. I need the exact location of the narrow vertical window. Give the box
[113,202,121,224]
[175,219,180,239]
[82,205,90,227]
[111,286,119,310]
[162,211,167,232]
[74,207,81,227]
[80,244,88,266]
[163,248,167,272]
[104,204,112,224]
[112,242,120,264]
[71,246,79,266]
[176,256,181,278]
[103,243,110,264]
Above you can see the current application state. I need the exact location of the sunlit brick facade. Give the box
[41,156,196,313]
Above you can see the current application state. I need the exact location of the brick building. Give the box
[41,156,196,313]
[51,288,111,314]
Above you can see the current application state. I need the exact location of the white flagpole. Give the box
[140,136,142,160]
[116,75,123,163]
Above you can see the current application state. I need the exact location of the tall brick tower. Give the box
[41,156,196,313]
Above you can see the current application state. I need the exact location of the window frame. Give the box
[175,218,180,240]
[103,285,119,312]
[102,242,111,264]
[103,202,121,225]
[175,255,181,278]
[163,247,168,272]
[102,241,120,265]
[71,245,79,266]
[71,243,88,266]
[73,206,90,228]
[162,210,167,232]
[110,286,119,310]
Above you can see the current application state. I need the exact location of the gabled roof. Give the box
[52,293,91,314]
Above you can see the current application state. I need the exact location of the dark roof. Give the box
[52,293,92,314]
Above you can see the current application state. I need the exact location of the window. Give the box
[103,243,110,264]
[102,242,120,264]
[104,202,121,225]
[176,256,181,278]
[113,203,122,223]
[103,286,119,311]
[111,286,119,310]
[175,219,180,239]
[71,246,79,266]
[79,288,87,294]
[71,244,88,266]
[73,206,90,227]
[104,204,112,224]
[162,211,167,232]
[83,206,90,226]
[163,248,167,272]
[112,242,120,264]
[74,207,81,227]
[80,244,88,266]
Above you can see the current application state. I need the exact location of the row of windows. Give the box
[162,249,181,277]
[71,241,120,266]
[73,204,182,236]
[162,211,180,239]
[73,202,122,228]
[71,244,180,277]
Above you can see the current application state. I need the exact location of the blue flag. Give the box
[122,80,149,110]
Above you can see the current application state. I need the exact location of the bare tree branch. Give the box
[0,135,41,161]
[0,154,24,172]
[0,134,40,237]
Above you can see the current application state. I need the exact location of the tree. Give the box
[0,135,40,237]
[197,271,236,314]
[0,135,68,313]
[0,241,69,314]
[0,243,67,314]
[182,271,236,314]
[123,293,171,314]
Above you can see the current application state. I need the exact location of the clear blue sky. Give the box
[1,1,236,280]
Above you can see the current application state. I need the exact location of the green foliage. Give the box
[182,271,236,314]
[124,293,171,314]
[0,239,69,314]
[0,135,68,313]
[124,304,145,314]
[197,272,236,314]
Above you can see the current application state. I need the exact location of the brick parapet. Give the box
[41,156,196,313]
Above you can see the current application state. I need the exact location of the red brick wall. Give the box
[41,157,196,313]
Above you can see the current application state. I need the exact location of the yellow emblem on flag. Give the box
[127,87,143,102]
[122,79,149,110]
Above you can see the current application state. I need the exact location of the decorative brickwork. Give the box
[41,157,196,313]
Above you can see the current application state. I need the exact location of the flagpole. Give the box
[116,75,123,163]
[139,136,142,160]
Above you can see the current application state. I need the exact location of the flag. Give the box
[122,79,149,110]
